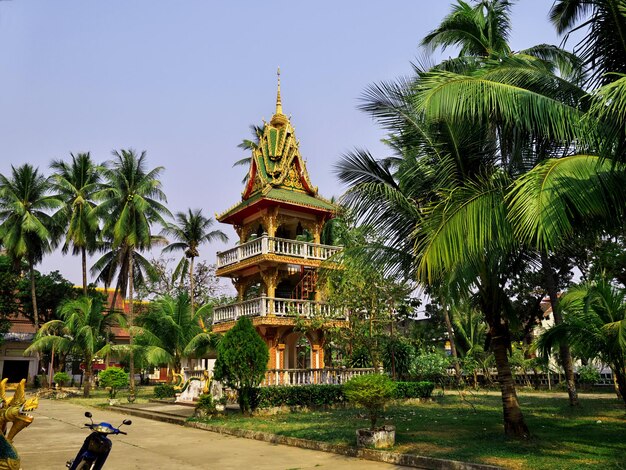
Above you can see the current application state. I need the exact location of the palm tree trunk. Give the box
[82,246,88,296]
[612,364,626,405]
[441,299,461,385]
[491,329,529,438]
[542,254,579,406]
[189,256,195,318]
[83,354,92,397]
[29,258,39,330]
[128,254,136,398]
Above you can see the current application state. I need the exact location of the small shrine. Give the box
[213,70,347,384]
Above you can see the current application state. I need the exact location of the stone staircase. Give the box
[108,400,195,425]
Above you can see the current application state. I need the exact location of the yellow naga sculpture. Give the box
[0,378,38,470]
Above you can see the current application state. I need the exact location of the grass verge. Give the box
[194,391,626,470]
[63,386,155,408]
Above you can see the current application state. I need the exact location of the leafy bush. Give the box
[413,352,450,383]
[344,374,396,430]
[577,365,601,385]
[195,394,218,417]
[154,384,176,399]
[98,367,128,398]
[213,316,269,414]
[54,371,70,389]
[258,385,345,408]
[394,381,435,399]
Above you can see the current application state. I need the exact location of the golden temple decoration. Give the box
[0,379,38,470]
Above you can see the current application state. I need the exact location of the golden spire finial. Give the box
[276,66,283,115]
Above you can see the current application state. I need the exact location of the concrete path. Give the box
[17,399,411,469]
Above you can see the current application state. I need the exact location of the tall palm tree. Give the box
[0,164,60,330]
[50,153,102,295]
[161,208,227,324]
[133,293,216,375]
[538,279,626,404]
[25,296,123,397]
[94,149,170,397]
[337,0,595,434]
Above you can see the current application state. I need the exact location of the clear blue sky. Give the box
[0,1,575,285]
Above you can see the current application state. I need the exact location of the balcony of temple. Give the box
[212,266,347,332]
[216,208,341,277]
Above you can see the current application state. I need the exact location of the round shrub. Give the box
[54,371,71,389]
[344,374,396,430]
[98,367,129,398]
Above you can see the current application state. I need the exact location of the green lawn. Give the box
[63,385,156,408]
[196,391,626,470]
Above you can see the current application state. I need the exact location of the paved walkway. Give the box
[17,400,411,469]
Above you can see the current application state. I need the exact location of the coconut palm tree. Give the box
[25,296,123,397]
[538,278,626,403]
[337,0,597,432]
[50,153,102,295]
[133,293,217,375]
[161,209,227,323]
[94,149,170,397]
[0,164,61,330]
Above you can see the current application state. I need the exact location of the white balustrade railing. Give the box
[213,296,345,324]
[217,235,341,268]
[261,368,377,387]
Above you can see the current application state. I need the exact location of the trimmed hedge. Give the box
[257,380,434,408]
[394,381,435,399]
[153,384,176,399]
[258,384,344,408]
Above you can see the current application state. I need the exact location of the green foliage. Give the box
[348,347,372,368]
[256,380,434,409]
[26,295,123,397]
[53,371,70,387]
[213,316,269,414]
[393,381,435,399]
[153,384,176,399]
[98,367,128,398]
[538,279,626,403]
[413,351,450,383]
[344,374,396,430]
[257,385,345,408]
[133,293,216,373]
[16,270,77,324]
[577,365,601,386]
[0,255,19,320]
[382,337,415,380]
[195,393,218,417]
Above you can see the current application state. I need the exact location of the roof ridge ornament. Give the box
[276,66,282,115]
[271,67,288,126]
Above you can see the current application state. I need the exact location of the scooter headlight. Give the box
[94,425,114,434]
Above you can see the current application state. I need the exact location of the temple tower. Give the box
[213,71,345,380]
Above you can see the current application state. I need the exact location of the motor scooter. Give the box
[66,411,131,470]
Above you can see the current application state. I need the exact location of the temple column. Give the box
[260,268,279,314]
[262,207,279,238]
[277,343,286,384]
